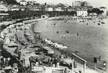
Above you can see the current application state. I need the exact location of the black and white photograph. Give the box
[0,0,108,73]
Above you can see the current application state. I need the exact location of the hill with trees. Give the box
[1,0,18,4]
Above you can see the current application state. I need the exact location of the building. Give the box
[72,1,91,7]
[0,2,9,18]
[77,10,88,17]
[75,6,92,17]
[8,5,20,11]
[54,3,66,11]
[20,0,27,6]
[54,7,64,11]
[46,7,53,11]
[71,1,93,16]
[27,1,37,5]
[27,3,41,11]
[72,1,82,7]
[27,5,41,11]
[45,5,54,11]
[20,6,26,11]
[67,6,75,12]
[0,3,8,12]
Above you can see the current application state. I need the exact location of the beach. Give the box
[33,17,108,71]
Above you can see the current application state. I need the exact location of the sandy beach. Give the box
[33,17,108,71]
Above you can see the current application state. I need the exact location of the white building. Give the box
[46,7,54,11]
[20,0,27,6]
[77,10,88,17]
[0,4,8,12]
[54,7,64,11]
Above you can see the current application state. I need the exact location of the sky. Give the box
[16,0,108,8]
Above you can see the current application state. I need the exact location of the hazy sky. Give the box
[16,0,108,8]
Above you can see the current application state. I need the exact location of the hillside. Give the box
[1,0,18,4]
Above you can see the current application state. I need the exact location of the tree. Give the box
[88,8,104,15]
[2,0,18,4]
